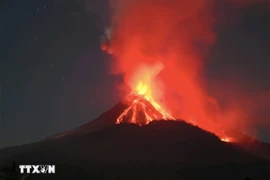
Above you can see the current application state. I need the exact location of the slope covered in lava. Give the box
[116,94,174,125]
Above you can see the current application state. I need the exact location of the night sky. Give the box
[1,0,269,148]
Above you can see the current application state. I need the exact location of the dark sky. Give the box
[1,0,269,148]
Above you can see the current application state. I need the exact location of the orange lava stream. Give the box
[116,82,175,125]
[116,94,175,125]
[116,81,232,143]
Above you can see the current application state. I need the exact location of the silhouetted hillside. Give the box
[46,102,127,140]
[1,120,269,180]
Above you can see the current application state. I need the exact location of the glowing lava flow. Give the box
[115,81,233,143]
[221,137,231,142]
[116,82,175,125]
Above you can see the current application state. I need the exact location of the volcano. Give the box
[116,94,175,125]
[0,97,270,180]
[46,93,175,140]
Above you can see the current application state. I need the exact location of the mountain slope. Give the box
[1,120,269,180]
[47,94,175,140]
[46,102,127,140]
[1,94,269,180]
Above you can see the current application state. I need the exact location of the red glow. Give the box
[101,0,268,142]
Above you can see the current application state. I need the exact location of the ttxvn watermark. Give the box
[19,165,55,174]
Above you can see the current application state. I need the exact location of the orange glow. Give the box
[221,137,231,143]
[116,81,174,125]
[136,81,148,95]
[102,0,267,142]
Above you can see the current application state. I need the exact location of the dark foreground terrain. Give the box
[1,120,269,180]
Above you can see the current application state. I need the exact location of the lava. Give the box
[221,137,232,143]
[116,82,175,125]
[101,0,267,143]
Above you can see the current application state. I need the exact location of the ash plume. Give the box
[101,0,269,141]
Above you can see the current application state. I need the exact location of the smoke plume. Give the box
[103,0,269,140]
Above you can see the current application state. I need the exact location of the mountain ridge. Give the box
[1,120,269,180]
[1,96,269,180]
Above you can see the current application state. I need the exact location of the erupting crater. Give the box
[116,82,175,125]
